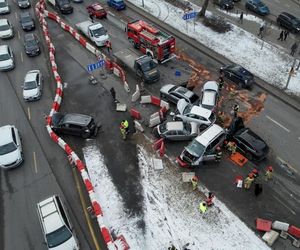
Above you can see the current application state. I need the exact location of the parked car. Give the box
[24,33,40,56]
[220,64,254,89]
[72,0,83,3]
[107,0,126,10]
[277,12,300,33]
[51,112,99,138]
[0,45,14,71]
[0,19,13,39]
[17,0,31,8]
[0,0,10,14]
[87,3,107,19]
[179,124,226,167]
[0,125,23,169]
[245,0,269,16]
[227,117,269,161]
[36,195,79,250]
[213,0,234,10]
[174,99,216,129]
[20,11,35,31]
[153,121,200,141]
[160,84,199,105]
[22,70,43,101]
[199,81,219,111]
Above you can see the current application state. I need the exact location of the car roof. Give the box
[166,122,184,131]
[62,113,92,126]
[0,125,13,145]
[91,3,104,9]
[203,81,218,92]
[195,124,224,146]
[25,71,38,82]
[280,12,296,19]
[175,86,194,97]
[236,128,265,144]
[0,45,8,54]
[202,91,216,106]
[0,19,8,25]
[190,106,212,118]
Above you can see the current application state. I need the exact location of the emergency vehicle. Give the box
[127,20,176,63]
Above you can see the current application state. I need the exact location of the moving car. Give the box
[153,121,200,141]
[174,99,216,129]
[0,125,23,169]
[212,0,234,10]
[0,0,10,14]
[17,0,31,8]
[199,81,219,111]
[0,45,14,71]
[245,0,269,16]
[87,3,107,19]
[0,19,13,39]
[51,112,99,138]
[24,33,40,56]
[20,11,35,31]
[107,0,126,10]
[36,195,79,250]
[220,64,254,89]
[179,124,226,167]
[227,117,269,161]
[22,70,43,101]
[160,84,199,105]
[277,12,300,33]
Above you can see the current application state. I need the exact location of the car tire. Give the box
[174,117,182,121]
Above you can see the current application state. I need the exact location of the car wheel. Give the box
[245,152,253,161]
[174,117,182,121]
[82,131,90,139]
[200,124,208,130]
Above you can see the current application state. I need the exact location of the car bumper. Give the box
[26,50,40,57]
[24,95,41,101]
[0,64,15,71]
[0,158,23,169]
[22,26,35,31]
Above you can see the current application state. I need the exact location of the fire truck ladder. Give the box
[140,30,157,41]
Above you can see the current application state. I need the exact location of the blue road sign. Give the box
[87,60,105,72]
[182,11,198,20]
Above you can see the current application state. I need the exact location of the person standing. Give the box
[244,173,255,189]
[277,30,284,41]
[215,147,222,163]
[239,12,244,24]
[290,42,298,56]
[110,87,116,102]
[232,104,239,117]
[205,192,215,206]
[121,120,129,134]
[105,40,112,53]
[284,30,289,41]
[89,13,94,23]
[191,176,198,191]
[258,24,264,38]
[218,75,225,90]
[265,166,273,181]
[199,202,207,214]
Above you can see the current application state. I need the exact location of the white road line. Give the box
[20,52,23,63]
[108,32,117,38]
[27,107,31,120]
[15,12,17,19]
[277,156,298,173]
[266,115,290,132]
[33,151,38,173]
[273,195,296,215]
[17,30,20,39]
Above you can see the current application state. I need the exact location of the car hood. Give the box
[23,88,39,98]
[0,59,13,67]
[160,84,175,94]
[176,99,189,114]
[23,21,34,27]
[50,236,78,250]
[0,29,12,36]
[94,34,109,41]
[0,149,20,166]
[26,45,39,51]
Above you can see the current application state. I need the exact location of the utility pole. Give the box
[142,0,144,7]
[284,40,300,90]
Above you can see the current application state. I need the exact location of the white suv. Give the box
[0,125,23,169]
[37,195,79,250]
[0,45,14,71]
[22,70,43,101]
[0,19,13,39]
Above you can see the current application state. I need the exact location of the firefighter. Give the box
[121,120,129,134]
[215,146,222,162]
[244,173,255,189]
[218,75,224,90]
[252,168,259,179]
[119,123,126,140]
[226,141,237,155]
[265,166,273,181]
[217,111,226,127]
[199,201,207,214]
[191,176,198,191]
[205,192,215,206]
[232,104,240,117]
[105,40,112,53]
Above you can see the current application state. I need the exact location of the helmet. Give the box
[268,166,273,171]
[192,176,198,181]
[252,168,258,174]
[248,173,254,178]
[216,146,221,151]
[224,140,228,145]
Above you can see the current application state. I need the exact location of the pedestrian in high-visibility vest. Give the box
[244,173,254,189]
[191,176,198,191]
[121,120,129,134]
[199,202,207,214]
[265,166,273,181]
[119,121,127,140]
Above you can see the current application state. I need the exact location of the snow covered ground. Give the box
[128,0,300,96]
[83,140,270,249]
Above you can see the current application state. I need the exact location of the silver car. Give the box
[199,81,219,111]
[22,70,43,101]
[160,84,199,104]
[0,19,13,39]
[0,0,10,14]
[153,121,200,141]
[0,45,14,71]
[174,99,216,129]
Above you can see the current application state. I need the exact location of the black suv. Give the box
[24,33,40,56]
[213,0,234,10]
[277,12,300,33]
[51,113,99,138]
[20,12,35,31]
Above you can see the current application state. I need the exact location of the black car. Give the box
[220,64,254,89]
[20,12,35,31]
[51,112,99,138]
[17,0,30,8]
[24,33,40,56]
[213,0,234,10]
[228,117,269,161]
[277,12,300,33]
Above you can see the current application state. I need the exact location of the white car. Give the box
[0,45,14,71]
[199,81,219,111]
[174,99,216,129]
[37,195,80,250]
[0,125,23,169]
[0,0,10,14]
[0,19,13,39]
[22,70,43,101]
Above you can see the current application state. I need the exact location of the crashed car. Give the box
[160,84,199,105]
[199,81,219,111]
[87,3,107,19]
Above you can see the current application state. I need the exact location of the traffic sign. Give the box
[87,60,105,72]
[182,11,198,20]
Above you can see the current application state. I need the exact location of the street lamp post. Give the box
[142,0,144,7]
[284,40,300,90]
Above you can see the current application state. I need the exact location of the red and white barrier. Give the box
[35,1,129,249]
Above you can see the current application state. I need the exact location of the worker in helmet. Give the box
[226,141,237,155]
[215,146,223,163]
[199,201,207,214]
[244,173,255,189]
[191,176,198,191]
[265,166,273,181]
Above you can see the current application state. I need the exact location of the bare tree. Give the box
[198,0,209,18]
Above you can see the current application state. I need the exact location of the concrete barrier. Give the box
[149,112,161,127]
[134,120,144,132]
[131,84,140,102]
[272,221,289,232]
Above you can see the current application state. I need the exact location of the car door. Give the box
[170,92,183,104]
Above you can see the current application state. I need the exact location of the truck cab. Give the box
[107,0,126,11]
[135,55,160,83]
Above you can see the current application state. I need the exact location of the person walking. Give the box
[239,12,244,24]
[110,87,116,102]
[215,147,222,163]
[199,202,207,214]
[244,173,255,189]
[284,30,289,41]
[105,40,112,53]
[191,176,198,191]
[89,13,94,23]
[265,166,273,181]
[277,30,284,41]
[205,192,215,206]
[290,42,298,56]
[258,24,264,38]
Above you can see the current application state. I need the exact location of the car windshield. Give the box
[256,2,264,7]
[0,2,7,7]
[0,24,9,31]
[141,60,157,71]
[0,53,10,61]
[26,39,37,47]
[0,142,17,155]
[24,81,37,90]
[22,16,32,23]
[291,19,300,26]
[183,105,192,114]
[185,140,205,157]
[92,27,106,37]
[46,225,72,248]
[60,0,70,4]
[115,0,123,3]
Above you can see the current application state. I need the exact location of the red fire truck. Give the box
[127,20,176,63]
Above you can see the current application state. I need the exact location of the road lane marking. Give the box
[277,156,298,173]
[273,195,296,215]
[20,52,23,63]
[17,30,20,39]
[33,151,38,173]
[72,167,101,250]
[108,32,117,38]
[266,115,290,132]
[15,12,17,19]
[27,107,31,120]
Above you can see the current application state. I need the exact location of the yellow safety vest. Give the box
[199,202,207,213]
